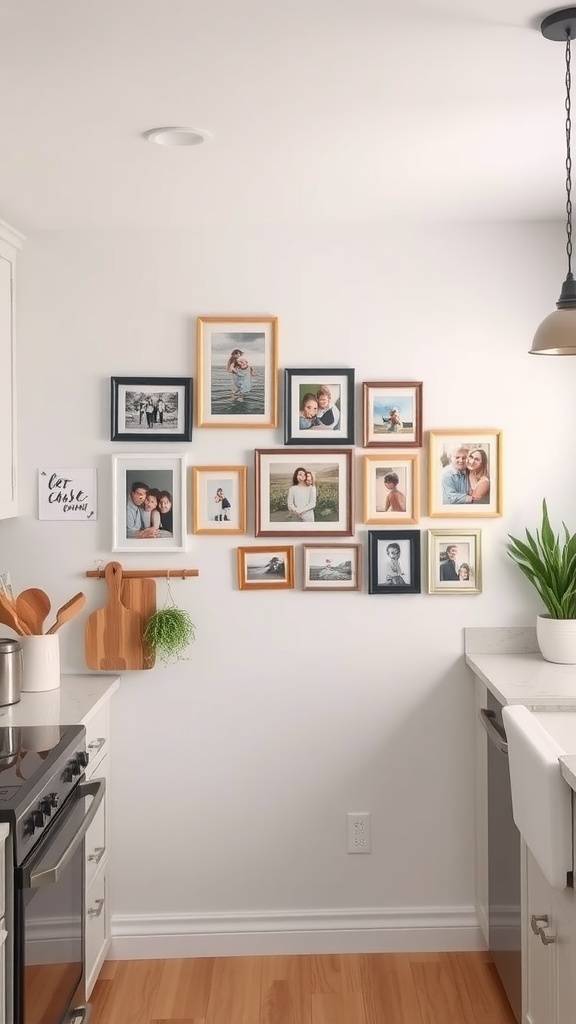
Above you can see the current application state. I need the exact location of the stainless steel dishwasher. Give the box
[479,690,521,1023]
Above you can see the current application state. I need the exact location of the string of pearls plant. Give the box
[143,605,196,665]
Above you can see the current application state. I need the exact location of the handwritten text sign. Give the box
[38,468,98,521]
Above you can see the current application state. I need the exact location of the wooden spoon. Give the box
[0,592,31,636]
[15,588,51,635]
[46,592,87,635]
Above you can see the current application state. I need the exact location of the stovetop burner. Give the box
[0,723,87,863]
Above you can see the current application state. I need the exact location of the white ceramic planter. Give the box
[536,614,576,664]
[19,634,60,691]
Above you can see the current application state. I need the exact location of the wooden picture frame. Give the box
[110,376,192,442]
[368,530,421,594]
[427,529,482,595]
[196,316,278,428]
[428,429,503,517]
[363,381,422,448]
[283,367,355,445]
[112,454,186,552]
[363,453,420,525]
[255,448,354,537]
[192,465,247,534]
[302,544,362,591]
[237,545,294,590]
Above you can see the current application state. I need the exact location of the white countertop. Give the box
[0,674,120,727]
[465,628,576,792]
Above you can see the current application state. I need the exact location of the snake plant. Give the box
[507,499,576,619]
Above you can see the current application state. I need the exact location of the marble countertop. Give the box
[0,674,120,726]
[465,628,576,792]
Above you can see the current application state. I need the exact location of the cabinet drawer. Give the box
[0,824,8,921]
[85,704,109,777]
[85,756,108,888]
[85,870,109,999]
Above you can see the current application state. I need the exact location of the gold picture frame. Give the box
[428,429,503,517]
[192,465,247,534]
[197,316,278,428]
[237,545,295,590]
[428,529,482,594]
[363,453,420,525]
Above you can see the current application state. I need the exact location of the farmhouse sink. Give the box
[502,705,574,889]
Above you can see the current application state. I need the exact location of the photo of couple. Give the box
[438,543,473,583]
[430,430,502,518]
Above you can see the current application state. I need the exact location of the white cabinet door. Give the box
[554,885,576,1024]
[474,676,489,944]
[0,249,15,519]
[525,848,556,1024]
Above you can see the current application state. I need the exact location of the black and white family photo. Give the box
[111,377,192,442]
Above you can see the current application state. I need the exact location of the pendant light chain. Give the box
[566,31,573,276]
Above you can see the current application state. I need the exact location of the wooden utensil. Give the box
[0,592,31,636]
[120,578,156,668]
[46,592,87,635]
[84,562,144,671]
[15,588,51,635]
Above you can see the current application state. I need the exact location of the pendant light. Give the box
[531,8,576,354]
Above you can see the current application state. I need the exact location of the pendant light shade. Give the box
[530,8,576,354]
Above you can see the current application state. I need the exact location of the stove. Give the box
[0,723,87,865]
[0,722,102,1024]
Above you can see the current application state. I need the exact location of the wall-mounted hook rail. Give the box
[85,568,199,579]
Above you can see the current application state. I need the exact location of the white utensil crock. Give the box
[20,634,60,692]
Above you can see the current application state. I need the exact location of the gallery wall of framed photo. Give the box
[100,318,502,596]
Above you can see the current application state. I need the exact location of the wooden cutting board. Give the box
[85,562,144,671]
[120,577,156,669]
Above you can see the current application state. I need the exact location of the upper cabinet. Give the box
[0,219,24,520]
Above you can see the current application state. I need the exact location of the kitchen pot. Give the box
[0,637,22,706]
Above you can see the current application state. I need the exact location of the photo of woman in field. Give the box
[256,449,353,537]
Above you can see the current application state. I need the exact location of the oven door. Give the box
[14,778,105,1024]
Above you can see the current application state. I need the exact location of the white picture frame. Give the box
[112,454,186,552]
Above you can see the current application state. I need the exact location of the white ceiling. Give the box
[0,0,570,230]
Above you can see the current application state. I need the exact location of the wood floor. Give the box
[90,951,517,1024]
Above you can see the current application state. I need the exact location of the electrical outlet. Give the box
[347,812,371,854]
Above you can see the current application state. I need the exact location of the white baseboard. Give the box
[109,906,484,959]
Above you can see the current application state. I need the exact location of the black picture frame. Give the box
[368,530,421,595]
[111,377,193,442]
[283,368,355,445]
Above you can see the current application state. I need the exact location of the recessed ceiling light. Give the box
[143,126,212,147]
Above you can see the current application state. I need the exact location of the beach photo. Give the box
[284,368,355,445]
[197,316,278,427]
[110,377,192,441]
[303,544,361,591]
[237,546,294,590]
[363,381,422,447]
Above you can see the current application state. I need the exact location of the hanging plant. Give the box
[143,581,196,665]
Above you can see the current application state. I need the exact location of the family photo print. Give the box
[197,316,278,427]
[112,454,186,552]
[363,381,422,447]
[368,530,421,595]
[255,449,353,537]
[284,368,355,445]
[237,546,294,590]
[428,529,482,595]
[192,466,247,535]
[110,377,192,442]
[428,429,502,517]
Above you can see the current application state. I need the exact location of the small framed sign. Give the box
[38,468,97,521]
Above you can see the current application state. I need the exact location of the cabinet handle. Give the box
[88,846,106,864]
[87,737,106,753]
[530,914,556,944]
[87,898,105,919]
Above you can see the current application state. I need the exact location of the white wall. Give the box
[1,221,574,954]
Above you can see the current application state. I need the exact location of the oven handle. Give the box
[479,708,508,755]
[24,778,105,889]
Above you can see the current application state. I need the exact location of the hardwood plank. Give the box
[95,959,164,1024]
[411,955,476,1024]
[98,960,119,981]
[261,955,312,1024]
[310,953,363,993]
[449,953,516,1024]
[89,979,114,1024]
[204,956,262,1024]
[152,958,215,1019]
[362,953,423,1024]
[311,992,366,1024]
[151,1020,205,1023]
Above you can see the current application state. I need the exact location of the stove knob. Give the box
[39,798,53,819]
